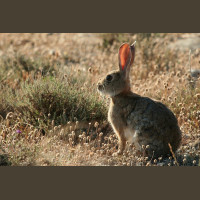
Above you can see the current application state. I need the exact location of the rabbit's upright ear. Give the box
[118,42,135,78]
[130,41,136,66]
[118,43,132,72]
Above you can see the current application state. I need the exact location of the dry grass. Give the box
[0,33,200,166]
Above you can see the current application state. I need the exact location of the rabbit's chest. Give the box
[108,104,139,144]
[108,105,134,136]
[108,101,131,126]
[108,105,124,126]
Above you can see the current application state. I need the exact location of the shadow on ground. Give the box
[0,154,12,166]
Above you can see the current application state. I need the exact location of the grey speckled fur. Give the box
[97,42,182,158]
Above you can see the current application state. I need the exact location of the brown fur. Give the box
[97,42,182,158]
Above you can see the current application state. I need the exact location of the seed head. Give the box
[195,93,200,99]
[146,145,150,149]
[158,157,162,161]
[71,131,75,137]
[94,122,99,128]
[99,132,103,137]
[88,67,92,73]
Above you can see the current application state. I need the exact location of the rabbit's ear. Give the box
[118,43,132,72]
[129,41,136,66]
[118,42,136,79]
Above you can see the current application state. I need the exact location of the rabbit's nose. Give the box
[98,84,103,91]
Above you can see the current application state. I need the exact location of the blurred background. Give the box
[0,33,200,166]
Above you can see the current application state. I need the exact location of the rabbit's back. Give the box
[110,94,181,157]
[130,97,181,156]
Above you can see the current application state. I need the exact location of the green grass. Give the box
[1,75,107,130]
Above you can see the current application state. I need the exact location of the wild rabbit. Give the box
[97,42,182,158]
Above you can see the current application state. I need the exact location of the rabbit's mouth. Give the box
[97,83,104,92]
[97,83,117,97]
[97,83,105,95]
[97,83,110,96]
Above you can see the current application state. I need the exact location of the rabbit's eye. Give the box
[106,75,113,82]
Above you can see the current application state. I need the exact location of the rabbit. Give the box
[97,42,182,158]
